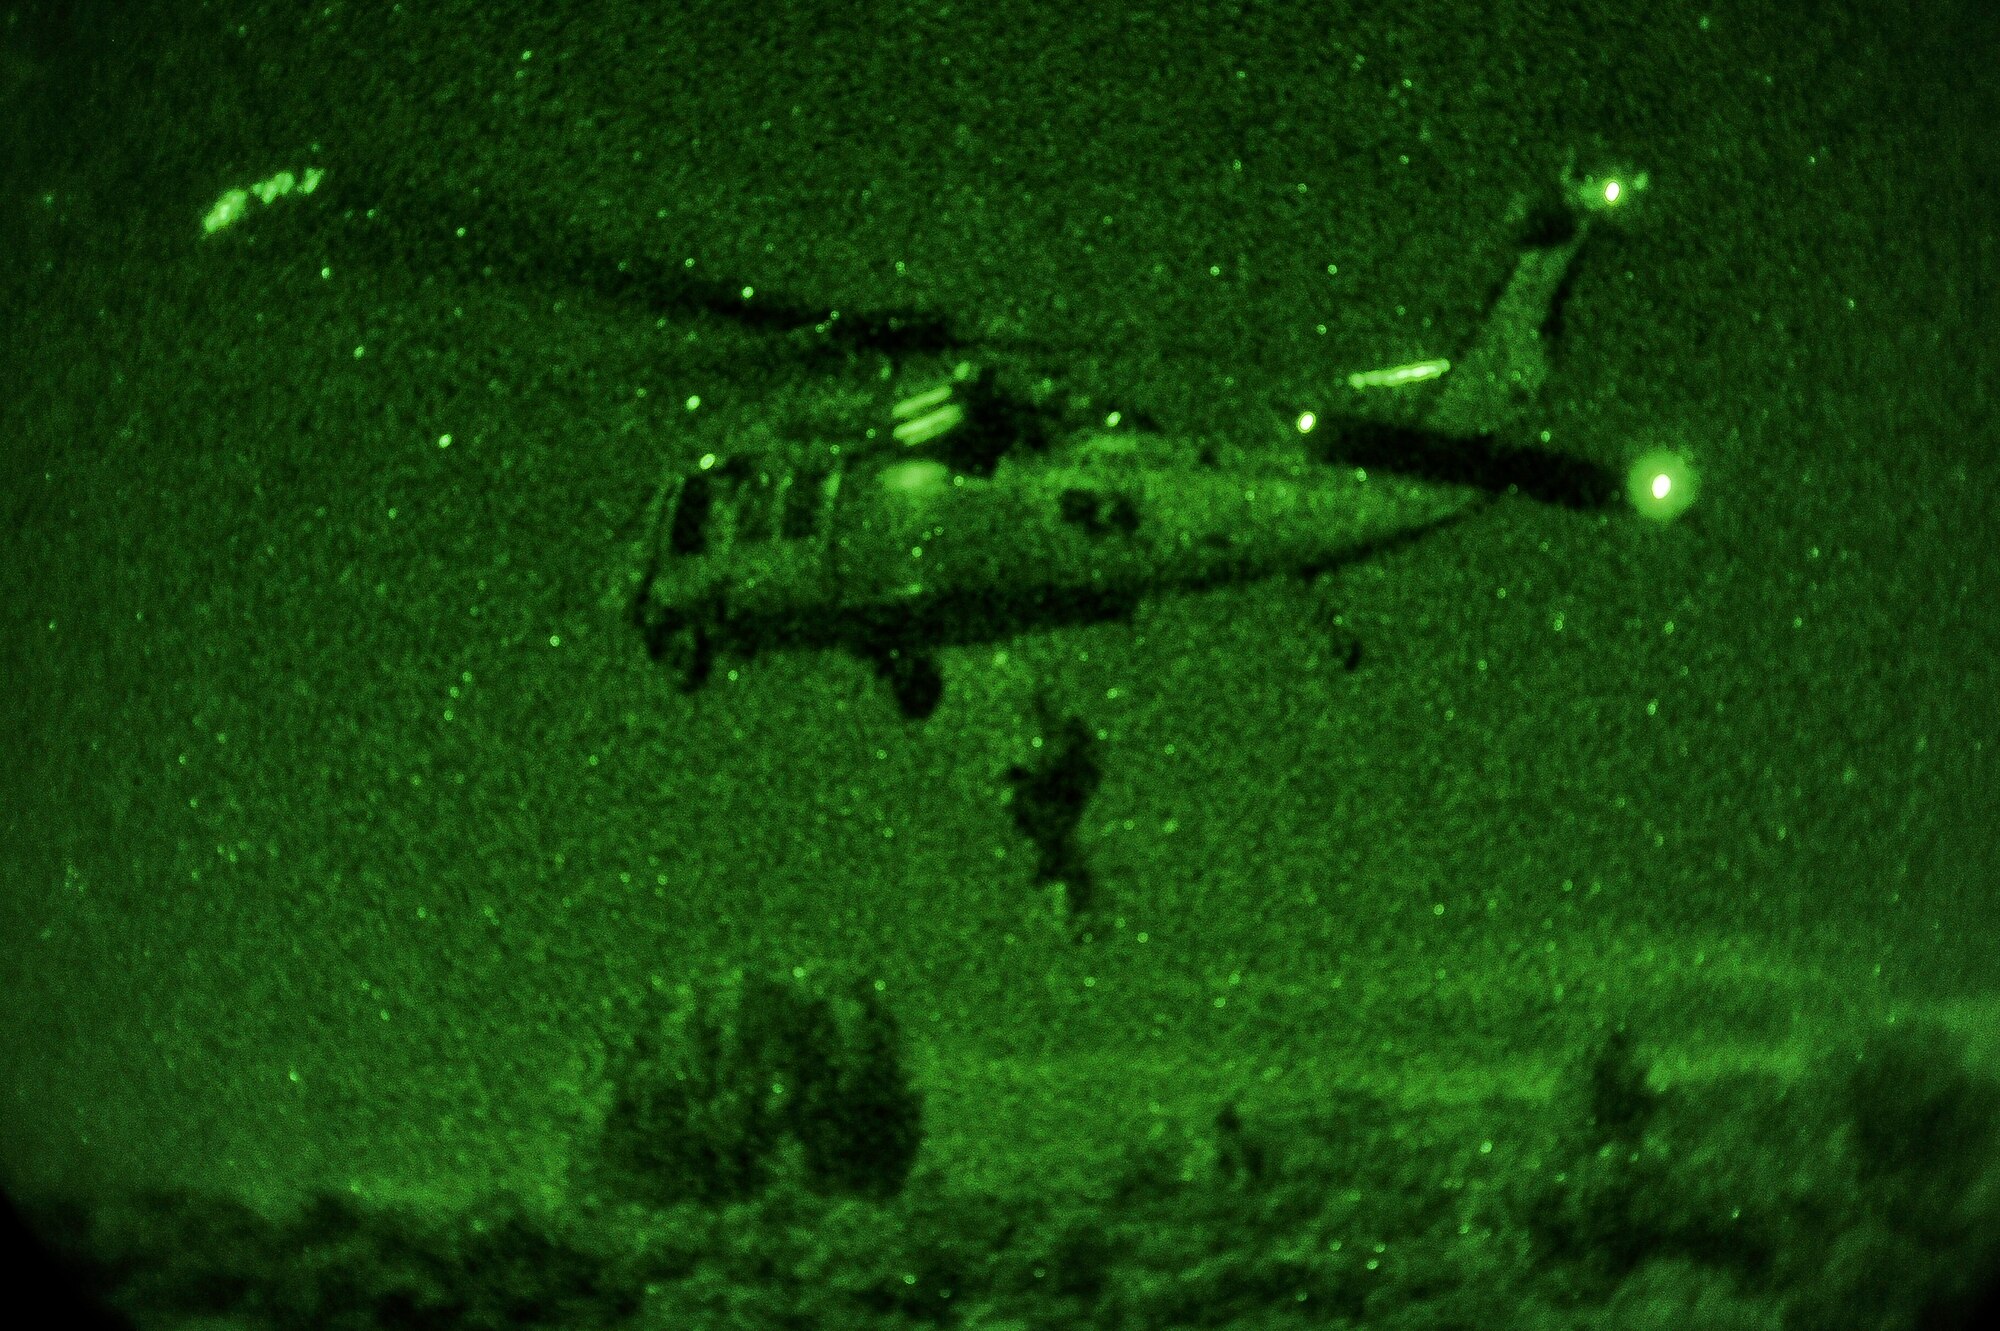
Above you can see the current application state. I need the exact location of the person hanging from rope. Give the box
[1003,703,1106,935]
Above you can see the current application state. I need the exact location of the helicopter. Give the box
[618,166,1647,720]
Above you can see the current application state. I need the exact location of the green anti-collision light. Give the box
[1570,169,1650,215]
[201,166,326,236]
[1626,448,1699,522]
[1347,358,1450,391]
[879,459,949,494]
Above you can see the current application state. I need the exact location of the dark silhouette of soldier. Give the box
[1003,708,1105,932]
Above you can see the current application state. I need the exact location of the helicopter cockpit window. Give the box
[667,471,714,556]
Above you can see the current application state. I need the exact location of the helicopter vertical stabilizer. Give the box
[1421,221,1590,437]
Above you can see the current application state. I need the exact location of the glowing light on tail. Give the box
[1626,448,1699,522]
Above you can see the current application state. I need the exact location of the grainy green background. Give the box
[3,0,1995,1209]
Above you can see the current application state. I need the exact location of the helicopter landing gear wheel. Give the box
[640,605,716,693]
[877,648,944,721]
[664,619,714,693]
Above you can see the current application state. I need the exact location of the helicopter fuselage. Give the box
[627,428,1486,715]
